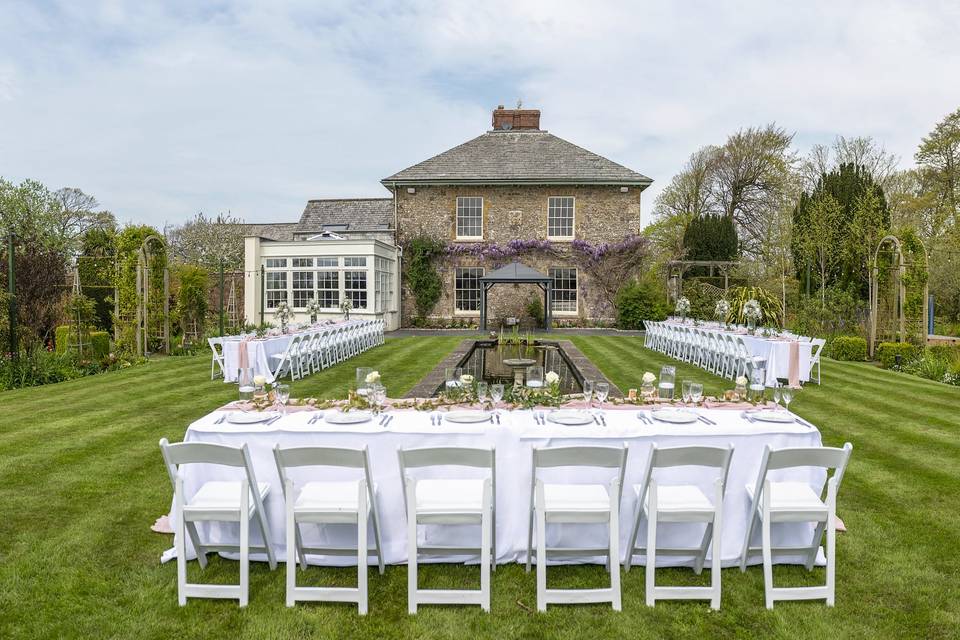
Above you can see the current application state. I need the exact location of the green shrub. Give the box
[0,348,84,390]
[616,280,669,329]
[830,336,867,361]
[790,285,868,340]
[906,350,949,382]
[526,296,544,326]
[876,342,919,369]
[55,325,110,359]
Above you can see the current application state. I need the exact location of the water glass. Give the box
[356,367,373,396]
[681,380,692,405]
[490,383,504,405]
[782,386,795,413]
[445,367,463,389]
[773,384,782,408]
[274,383,290,414]
[369,383,386,415]
[476,381,488,404]
[595,382,610,405]
[690,383,703,404]
[659,365,676,400]
[583,379,595,408]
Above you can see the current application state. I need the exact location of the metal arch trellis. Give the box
[136,235,170,356]
[868,234,929,357]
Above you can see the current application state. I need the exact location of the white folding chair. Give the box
[270,335,303,381]
[273,445,384,614]
[159,438,277,607]
[208,337,227,380]
[808,338,826,384]
[526,445,627,611]
[625,444,733,609]
[738,442,853,609]
[399,446,496,613]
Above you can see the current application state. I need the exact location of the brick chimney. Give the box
[491,105,541,131]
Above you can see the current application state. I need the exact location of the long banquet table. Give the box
[162,405,827,569]
[221,320,363,383]
[663,321,814,386]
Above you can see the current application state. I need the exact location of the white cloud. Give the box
[0,0,958,228]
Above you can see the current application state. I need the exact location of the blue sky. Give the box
[2,0,959,228]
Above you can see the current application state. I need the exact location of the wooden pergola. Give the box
[665,260,739,299]
[479,261,552,331]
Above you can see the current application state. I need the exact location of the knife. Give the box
[599,412,606,426]
[592,413,600,425]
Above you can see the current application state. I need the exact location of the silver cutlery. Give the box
[383,414,394,427]
[215,414,226,424]
[592,413,600,425]
[598,412,606,426]
[794,416,814,428]
[494,411,501,425]
[265,415,281,425]
[637,412,649,424]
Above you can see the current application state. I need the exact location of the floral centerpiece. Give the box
[365,370,380,385]
[715,299,730,327]
[734,375,748,399]
[273,302,293,334]
[340,298,353,320]
[641,371,656,399]
[743,299,762,334]
[305,298,322,324]
[675,296,691,323]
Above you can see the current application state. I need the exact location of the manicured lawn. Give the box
[0,335,957,639]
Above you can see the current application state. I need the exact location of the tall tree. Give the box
[165,211,245,270]
[915,107,960,231]
[798,193,842,308]
[801,136,900,193]
[653,147,716,220]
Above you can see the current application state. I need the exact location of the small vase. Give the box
[310,313,317,324]
[641,382,655,400]
[735,383,747,400]
[747,318,756,334]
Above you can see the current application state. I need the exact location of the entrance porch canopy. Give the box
[479,261,552,331]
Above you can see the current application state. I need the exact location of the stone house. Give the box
[242,106,651,330]
[381,106,652,327]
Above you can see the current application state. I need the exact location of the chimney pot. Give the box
[491,106,541,131]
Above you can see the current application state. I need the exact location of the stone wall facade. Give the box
[395,184,643,327]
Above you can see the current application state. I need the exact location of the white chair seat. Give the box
[639,484,714,514]
[185,481,270,515]
[543,483,610,512]
[416,479,485,513]
[294,480,372,513]
[746,481,826,515]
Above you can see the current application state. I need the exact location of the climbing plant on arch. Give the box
[114,225,170,356]
[868,230,928,357]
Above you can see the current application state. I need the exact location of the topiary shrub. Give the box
[616,280,669,329]
[829,336,867,361]
[876,342,919,369]
[55,325,110,359]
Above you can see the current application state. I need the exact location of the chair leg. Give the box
[711,479,723,610]
[358,489,368,615]
[239,481,249,608]
[480,481,492,612]
[407,483,418,614]
[286,486,296,607]
[175,477,187,606]
[646,484,657,607]
[609,481,621,611]
[827,482,837,606]
[762,487,773,610]
[536,485,547,612]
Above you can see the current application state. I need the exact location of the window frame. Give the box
[455,196,484,240]
[454,266,484,315]
[549,266,578,315]
[547,195,576,240]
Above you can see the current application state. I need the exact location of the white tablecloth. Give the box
[163,407,825,569]
[665,322,813,386]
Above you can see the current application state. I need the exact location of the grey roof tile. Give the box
[241,223,297,241]
[382,130,651,185]
[296,198,393,233]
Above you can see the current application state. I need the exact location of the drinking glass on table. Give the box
[773,383,782,409]
[690,383,703,405]
[782,385,795,413]
[681,380,692,405]
[595,382,610,405]
[237,367,254,402]
[490,383,505,405]
[274,383,290,414]
[369,383,385,415]
[659,365,676,400]
[476,381,488,404]
[356,367,373,397]
[583,379,595,408]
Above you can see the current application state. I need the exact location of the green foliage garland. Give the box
[404,236,445,322]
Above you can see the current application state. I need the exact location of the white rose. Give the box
[545,371,560,384]
[736,376,748,385]
[365,371,380,384]
[253,375,267,386]
[460,374,474,384]
[641,371,656,384]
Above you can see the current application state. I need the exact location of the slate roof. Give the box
[240,222,297,241]
[382,130,652,186]
[296,198,393,233]
[480,261,551,282]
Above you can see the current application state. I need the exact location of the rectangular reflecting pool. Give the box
[433,340,584,396]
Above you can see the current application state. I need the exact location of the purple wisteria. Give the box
[445,235,649,265]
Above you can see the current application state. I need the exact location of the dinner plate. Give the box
[750,409,795,423]
[444,410,492,424]
[546,410,595,426]
[651,408,699,424]
[226,411,279,424]
[324,410,373,425]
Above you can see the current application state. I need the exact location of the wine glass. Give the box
[477,381,488,404]
[682,380,692,405]
[690,383,703,405]
[782,385,795,414]
[583,379,595,408]
[773,384,782,409]
[490,383,504,405]
[274,383,290,415]
[595,382,610,405]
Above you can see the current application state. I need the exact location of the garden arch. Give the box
[136,235,170,356]
[868,234,928,357]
